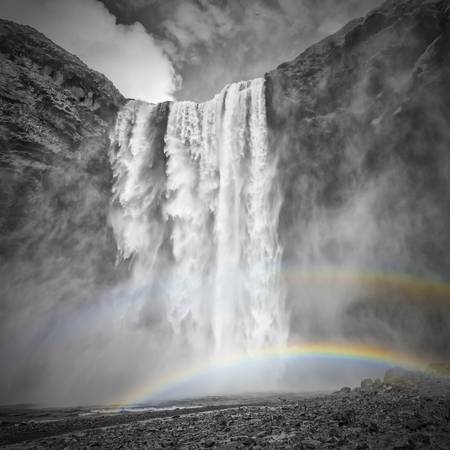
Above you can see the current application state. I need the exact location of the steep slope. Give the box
[266,0,450,354]
[0,18,124,264]
[0,17,124,252]
[0,19,125,400]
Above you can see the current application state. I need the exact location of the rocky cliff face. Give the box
[0,18,125,346]
[266,0,450,354]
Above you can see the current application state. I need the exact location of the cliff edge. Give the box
[0,18,125,303]
[266,0,450,354]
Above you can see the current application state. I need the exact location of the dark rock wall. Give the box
[266,0,450,354]
[0,18,125,341]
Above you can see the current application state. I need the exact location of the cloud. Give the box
[0,0,176,102]
[98,0,384,101]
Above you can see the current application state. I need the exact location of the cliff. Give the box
[266,0,450,352]
[0,18,125,306]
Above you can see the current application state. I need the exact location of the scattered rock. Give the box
[1,373,449,449]
[392,439,414,450]
[383,368,425,387]
[339,386,351,394]
[301,438,321,448]
[372,378,383,390]
[361,378,374,390]
[404,417,425,431]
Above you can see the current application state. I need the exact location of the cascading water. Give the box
[109,100,167,281]
[110,78,286,357]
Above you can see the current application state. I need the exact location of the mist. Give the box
[1,0,450,408]
[268,2,450,375]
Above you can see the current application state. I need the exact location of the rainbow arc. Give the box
[120,341,433,406]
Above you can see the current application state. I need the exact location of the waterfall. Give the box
[110,78,285,355]
[109,100,167,281]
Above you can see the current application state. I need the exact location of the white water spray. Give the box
[110,101,167,281]
[110,79,285,356]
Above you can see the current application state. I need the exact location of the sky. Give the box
[0,0,176,102]
[0,0,383,102]
[99,0,384,101]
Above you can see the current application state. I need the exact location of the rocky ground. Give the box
[1,370,449,449]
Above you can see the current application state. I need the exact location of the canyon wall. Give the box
[266,0,450,355]
[0,18,125,299]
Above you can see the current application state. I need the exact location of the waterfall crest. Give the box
[110,78,285,354]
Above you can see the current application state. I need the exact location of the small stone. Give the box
[372,378,383,390]
[404,418,423,431]
[232,435,253,445]
[355,444,369,450]
[301,438,321,448]
[392,440,414,450]
[254,430,267,438]
[412,433,430,444]
[329,428,340,437]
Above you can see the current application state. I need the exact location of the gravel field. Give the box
[1,373,449,449]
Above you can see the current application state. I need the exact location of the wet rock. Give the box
[232,435,253,445]
[384,368,417,386]
[372,378,383,390]
[301,438,321,448]
[404,417,425,431]
[2,375,450,449]
[361,378,374,390]
[392,439,414,450]
[412,432,430,445]
[355,444,369,450]
[429,363,450,377]
[254,430,267,438]
[335,409,353,427]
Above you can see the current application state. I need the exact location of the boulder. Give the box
[384,368,419,386]
[361,378,374,390]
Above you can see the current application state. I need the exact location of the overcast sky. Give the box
[0,0,177,102]
[0,0,383,102]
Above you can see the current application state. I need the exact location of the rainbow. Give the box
[117,270,450,405]
[282,269,450,305]
[119,341,432,406]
